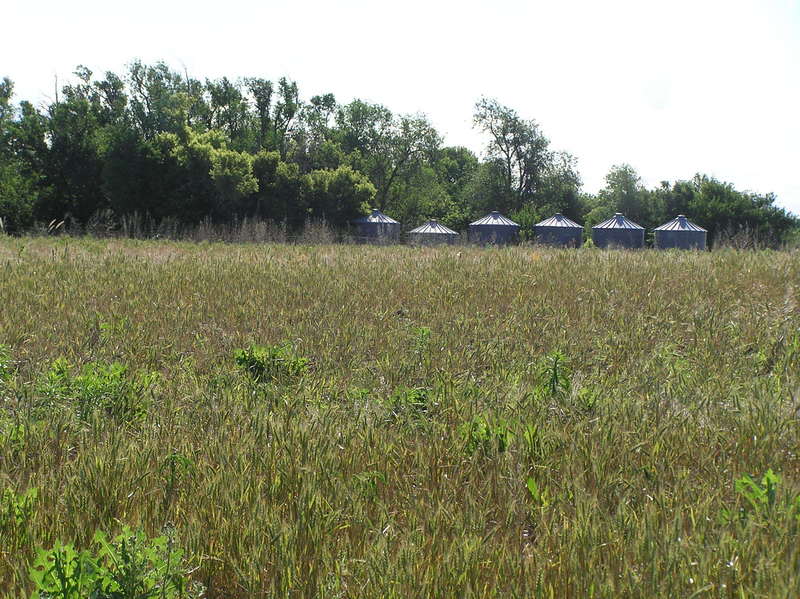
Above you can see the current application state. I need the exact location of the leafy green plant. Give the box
[540,351,570,396]
[526,477,551,509]
[387,386,432,420]
[576,386,601,413]
[0,343,13,382]
[522,424,549,462]
[721,468,800,525]
[354,471,386,498]
[29,528,202,599]
[38,359,157,423]
[160,452,195,516]
[412,326,432,363]
[234,343,309,382]
[1,487,38,550]
[29,540,99,599]
[459,415,514,456]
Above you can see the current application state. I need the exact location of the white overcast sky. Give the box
[5,0,800,214]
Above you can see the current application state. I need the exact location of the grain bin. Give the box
[408,220,460,245]
[591,213,645,249]
[654,215,707,250]
[469,211,520,245]
[353,209,400,243]
[533,213,583,247]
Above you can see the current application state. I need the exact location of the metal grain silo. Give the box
[654,215,707,250]
[533,213,583,247]
[591,213,645,249]
[408,220,460,245]
[468,211,520,245]
[353,209,400,243]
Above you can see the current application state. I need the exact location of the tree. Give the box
[251,150,307,226]
[473,97,551,212]
[688,175,797,246]
[336,100,441,211]
[210,147,257,215]
[305,165,375,227]
[0,78,37,232]
[245,77,300,157]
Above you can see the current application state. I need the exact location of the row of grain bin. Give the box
[538,212,708,249]
[354,209,707,249]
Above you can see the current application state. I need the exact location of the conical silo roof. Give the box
[654,215,707,232]
[353,208,399,224]
[470,211,519,226]
[534,213,582,228]
[593,213,644,230]
[409,220,458,235]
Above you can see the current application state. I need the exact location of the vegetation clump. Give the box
[37,359,157,423]
[29,528,202,599]
[234,343,310,382]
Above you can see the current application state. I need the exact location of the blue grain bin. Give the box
[533,213,583,247]
[654,215,707,250]
[408,220,460,245]
[353,209,400,243]
[592,213,645,249]
[469,211,520,245]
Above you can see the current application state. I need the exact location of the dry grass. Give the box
[1,237,799,597]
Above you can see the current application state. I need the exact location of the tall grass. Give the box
[0,238,799,597]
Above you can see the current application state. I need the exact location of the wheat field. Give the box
[1,237,799,597]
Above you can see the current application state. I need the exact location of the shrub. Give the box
[234,343,310,383]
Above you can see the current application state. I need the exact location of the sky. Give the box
[5,0,800,214]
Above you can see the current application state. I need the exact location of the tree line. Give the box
[1,61,797,245]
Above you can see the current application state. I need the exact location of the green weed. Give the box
[1,487,37,551]
[234,343,310,382]
[29,528,202,599]
[459,415,514,456]
[37,359,156,423]
[386,386,433,420]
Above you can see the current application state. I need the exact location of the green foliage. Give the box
[159,453,195,516]
[38,359,156,422]
[459,415,514,456]
[234,343,310,383]
[537,350,570,397]
[29,528,202,599]
[387,386,432,420]
[304,165,375,225]
[411,326,432,364]
[526,477,551,509]
[0,342,13,381]
[353,470,386,498]
[720,469,800,525]
[29,541,99,599]
[1,487,37,550]
[1,65,796,244]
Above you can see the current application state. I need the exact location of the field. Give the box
[1,237,799,598]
